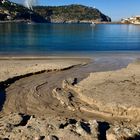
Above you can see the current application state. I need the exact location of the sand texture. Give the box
[0,57,87,82]
[0,58,140,140]
[74,62,140,121]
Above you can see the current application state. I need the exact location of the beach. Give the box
[0,56,139,140]
[1,0,140,139]
[0,57,88,82]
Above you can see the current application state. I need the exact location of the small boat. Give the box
[90,22,96,26]
[27,21,32,24]
[27,20,35,25]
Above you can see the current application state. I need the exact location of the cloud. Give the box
[24,0,37,10]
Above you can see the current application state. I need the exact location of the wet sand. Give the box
[0,56,140,140]
[0,57,89,82]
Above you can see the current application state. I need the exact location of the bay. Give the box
[0,23,140,55]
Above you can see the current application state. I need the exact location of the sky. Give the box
[11,0,140,21]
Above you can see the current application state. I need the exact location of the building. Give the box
[121,16,140,24]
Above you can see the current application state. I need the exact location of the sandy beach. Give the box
[1,1,140,139]
[0,57,89,82]
[0,57,140,140]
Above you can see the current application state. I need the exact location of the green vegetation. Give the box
[0,0,25,13]
[34,5,111,23]
[0,0,47,22]
[0,1,111,23]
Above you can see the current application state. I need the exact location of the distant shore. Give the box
[0,20,29,23]
[0,20,127,24]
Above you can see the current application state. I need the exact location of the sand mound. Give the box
[74,62,140,121]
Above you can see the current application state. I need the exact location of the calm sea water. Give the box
[0,23,140,56]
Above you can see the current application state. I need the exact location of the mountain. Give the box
[34,5,111,23]
[0,1,111,23]
[0,0,47,23]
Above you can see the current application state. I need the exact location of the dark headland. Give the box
[0,0,111,23]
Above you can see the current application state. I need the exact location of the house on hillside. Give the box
[121,16,140,24]
[0,0,6,4]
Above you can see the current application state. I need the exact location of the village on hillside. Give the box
[121,16,140,24]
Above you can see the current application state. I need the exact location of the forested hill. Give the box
[0,0,47,22]
[0,1,111,23]
[34,4,111,23]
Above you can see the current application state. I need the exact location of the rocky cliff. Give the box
[0,0,47,23]
[0,1,111,23]
[34,4,111,23]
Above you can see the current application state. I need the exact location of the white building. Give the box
[121,16,140,24]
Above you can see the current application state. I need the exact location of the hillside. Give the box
[34,5,111,23]
[0,0,47,22]
[0,1,111,23]
[121,16,140,24]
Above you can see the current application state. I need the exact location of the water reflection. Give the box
[0,23,140,55]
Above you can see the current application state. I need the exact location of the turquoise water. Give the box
[0,23,140,55]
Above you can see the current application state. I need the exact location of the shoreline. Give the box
[0,53,139,83]
[0,20,138,25]
[0,57,89,83]
[0,50,140,58]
